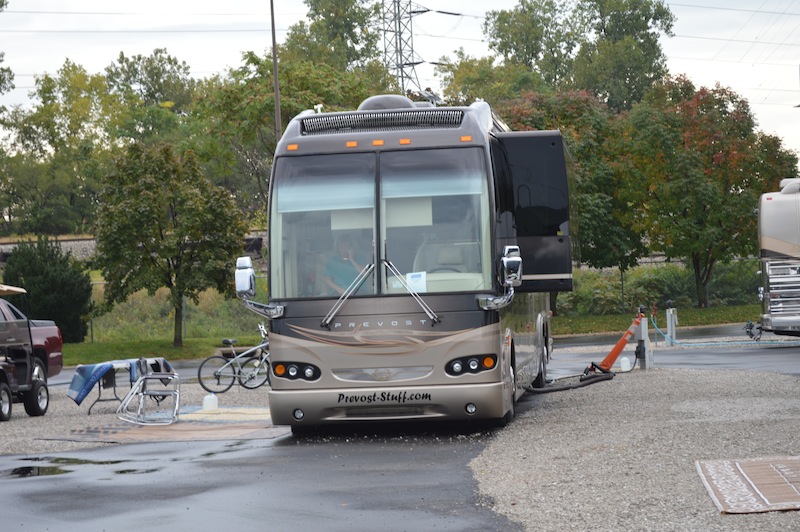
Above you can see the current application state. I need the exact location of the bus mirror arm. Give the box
[235,256,285,319]
[477,246,523,311]
[240,298,285,319]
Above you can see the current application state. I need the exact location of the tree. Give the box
[104,48,197,143]
[574,0,674,112]
[94,142,248,347]
[0,60,123,233]
[434,49,545,106]
[623,76,798,307]
[501,89,647,272]
[193,52,395,223]
[0,0,12,99]
[0,153,80,234]
[3,236,92,343]
[282,0,381,71]
[483,0,587,87]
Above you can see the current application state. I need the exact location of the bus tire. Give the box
[496,365,516,427]
[532,344,548,389]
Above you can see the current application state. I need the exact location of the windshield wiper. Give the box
[382,259,440,326]
[321,263,375,329]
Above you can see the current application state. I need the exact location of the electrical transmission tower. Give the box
[382,0,426,94]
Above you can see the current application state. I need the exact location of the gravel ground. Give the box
[471,368,800,531]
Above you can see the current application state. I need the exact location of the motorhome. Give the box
[236,94,574,431]
[757,177,800,336]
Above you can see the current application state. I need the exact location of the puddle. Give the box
[1,456,133,479]
[114,468,161,475]
[3,466,71,478]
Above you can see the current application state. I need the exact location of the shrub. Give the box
[559,259,760,317]
[2,236,93,342]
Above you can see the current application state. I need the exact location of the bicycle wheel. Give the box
[197,356,236,393]
[239,353,271,389]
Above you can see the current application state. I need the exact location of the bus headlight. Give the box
[271,362,320,381]
[446,355,497,376]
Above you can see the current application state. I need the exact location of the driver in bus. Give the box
[324,234,367,295]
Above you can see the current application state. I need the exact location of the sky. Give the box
[0,0,798,159]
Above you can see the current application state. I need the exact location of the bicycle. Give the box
[197,323,271,393]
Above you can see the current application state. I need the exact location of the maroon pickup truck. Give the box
[0,284,62,421]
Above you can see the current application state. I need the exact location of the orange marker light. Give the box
[274,364,286,376]
[372,139,385,146]
[346,141,358,148]
[399,138,411,145]
[483,356,496,369]
[287,144,299,151]
[460,135,473,142]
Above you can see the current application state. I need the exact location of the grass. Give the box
[62,336,264,366]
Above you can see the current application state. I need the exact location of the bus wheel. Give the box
[498,365,515,426]
[532,345,548,389]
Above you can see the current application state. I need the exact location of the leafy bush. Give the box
[558,268,625,316]
[625,263,695,310]
[2,236,92,342]
[707,259,760,306]
[558,259,759,317]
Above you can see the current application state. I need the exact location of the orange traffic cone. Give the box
[585,313,643,374]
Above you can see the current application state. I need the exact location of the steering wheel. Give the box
[428,267,461,273]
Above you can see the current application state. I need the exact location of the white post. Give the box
[635,308,653,369]
[666,307,678,347]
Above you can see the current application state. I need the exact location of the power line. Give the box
[673,34,800,47]
[0,28,284,34]
[667,2,800,17]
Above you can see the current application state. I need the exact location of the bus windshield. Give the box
[270,147,491,299]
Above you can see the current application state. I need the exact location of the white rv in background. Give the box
[758,178,800,336]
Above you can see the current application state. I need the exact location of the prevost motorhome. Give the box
[235,94,574,431]
[758,177,800,336]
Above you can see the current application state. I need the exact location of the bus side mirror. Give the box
[501,245,522,288]
[235,256,256,298]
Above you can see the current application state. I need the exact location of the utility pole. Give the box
[382,0,424,94]
[270,0,282,139]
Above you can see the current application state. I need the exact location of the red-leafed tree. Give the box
[623,76,798,307]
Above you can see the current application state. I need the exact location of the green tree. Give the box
[2,236,92,343]
[282,0,381,70]
[94,142,248,347]
[0,60,123,233]
[434,49,545,106]
[105,48,197,143]
[193,52,395,223]
[0,153,80,234]
[483,0,587,87]
[574,0,674,112]
[623,76,798,307]
[0,0,12,99]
